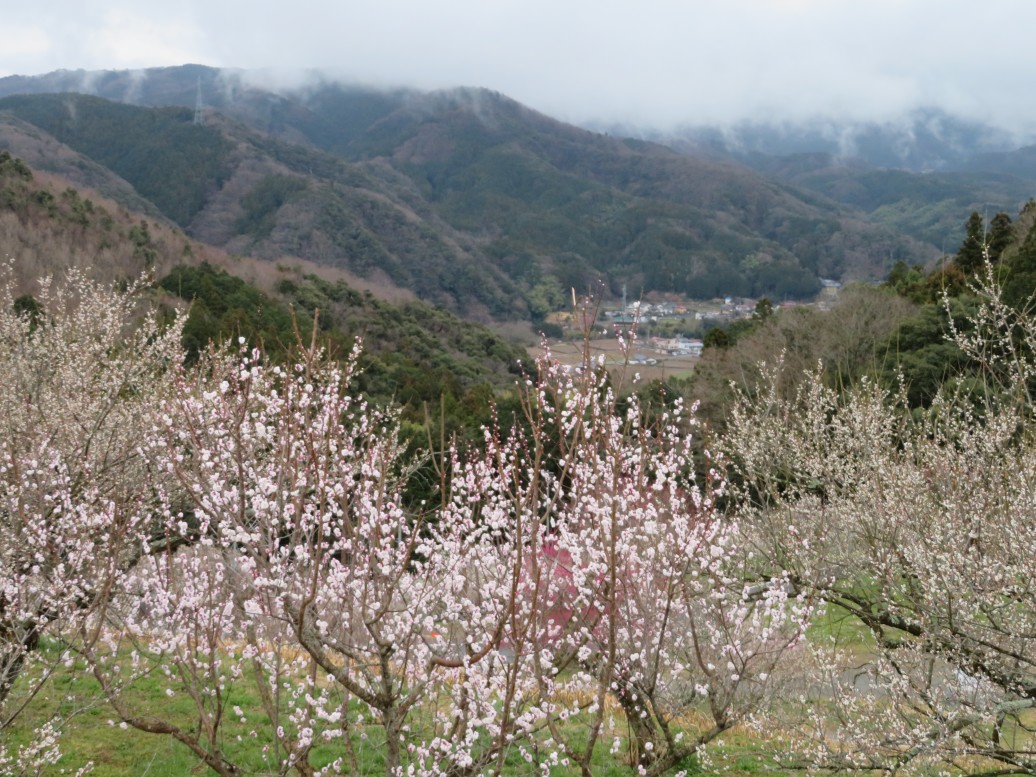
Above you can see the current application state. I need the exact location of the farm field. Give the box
[529,338,700,385]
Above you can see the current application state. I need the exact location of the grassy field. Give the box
[0,605,875,776]
[5,651,712,776]
[3,643,807,777]
[11,595,1023,776]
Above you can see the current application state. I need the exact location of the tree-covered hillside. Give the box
[0,93,234,226]
[157,262,526,438]
[0,147,208,285]
[0,153,525,441]
[740,152,1031,251]
[0,69,939,322]
[0,93,527,318]
[280,86,929,298]
[690,201,1036,427]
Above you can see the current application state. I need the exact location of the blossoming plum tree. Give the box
[111,334,804,776]
[724,267,1036,776]
[0,267,185,774]
[496,352,809,776]
[0,273,803,777]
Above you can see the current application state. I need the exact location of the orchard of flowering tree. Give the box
[0,263,1034,777]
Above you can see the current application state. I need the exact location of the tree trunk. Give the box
[613,681,659,771]
[0,622,40,712]
[382,704,404,777]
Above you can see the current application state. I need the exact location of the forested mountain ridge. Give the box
[0,66,938,321]
[662,110,1025,172]
[0,91,522,319]
[657,111,1036,258]
[0,151,526,430]
[716,151,1032,253]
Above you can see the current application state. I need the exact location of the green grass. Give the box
[4,655,757,777]
[3,646,358,776]
[806,603,876,651]
[0,609,882,777]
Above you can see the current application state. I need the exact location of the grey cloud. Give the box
[5,0,1036,134]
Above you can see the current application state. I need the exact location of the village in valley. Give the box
[537,279,844,382]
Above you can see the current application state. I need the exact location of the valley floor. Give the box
[529,337,700,385]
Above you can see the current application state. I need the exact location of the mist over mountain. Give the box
[5,67,1030,173]
[649,110,1029,173]
[619,111,1036,254]
[4,64,1028,323]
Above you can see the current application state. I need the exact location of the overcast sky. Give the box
[5,0,1036,132]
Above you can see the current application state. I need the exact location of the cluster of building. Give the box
[695,297,757,321]
[605,297,754,333]
[545,283,845,367]
[645,336,703,357]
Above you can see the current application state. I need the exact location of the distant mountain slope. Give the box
[737,152,1032,249]
[0,93,234,225]
[0,146,212,286]
[0,92,523,319]
[0,66,941,318]
[231,82,936,292]
[0,65,224,108]
[0,152,526,409]
[649,112,1036,254]
[955,144,1036,183]
[661,110,1026,172]
[0,113,166,218]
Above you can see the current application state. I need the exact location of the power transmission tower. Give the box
[193,77,204,126]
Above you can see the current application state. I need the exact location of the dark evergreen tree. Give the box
[955,211,986,274]
[1001,220,1036,308]
[987,211,1013,263]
